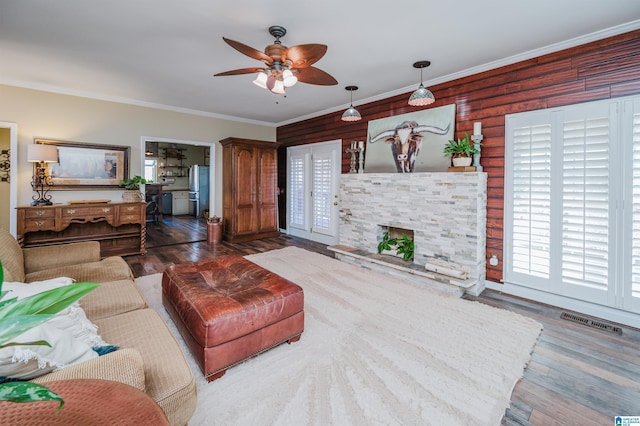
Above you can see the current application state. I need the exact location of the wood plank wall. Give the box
[276,30,640,283]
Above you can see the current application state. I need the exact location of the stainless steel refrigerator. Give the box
[188,165,209,218]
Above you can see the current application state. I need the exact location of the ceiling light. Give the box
[408,60,435,106]
[341,86,362,122]
[282,69,297,87]
[253,71,268,89]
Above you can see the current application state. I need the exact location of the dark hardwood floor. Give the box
[125,220,640,425]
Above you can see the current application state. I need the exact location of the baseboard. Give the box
[484,280,640,330]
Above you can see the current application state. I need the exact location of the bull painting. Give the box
[369,120,451,173]
[365,104,456,173]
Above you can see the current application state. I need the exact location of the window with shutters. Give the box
[505,95,639,313]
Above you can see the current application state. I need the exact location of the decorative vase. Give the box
[452,156,473,167]
[122,190,143,202]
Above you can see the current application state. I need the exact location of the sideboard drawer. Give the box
[24,209,55,219]
[23,219,56,233]
[62,206,115,218]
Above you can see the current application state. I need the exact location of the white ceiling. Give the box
[1,1,639,126]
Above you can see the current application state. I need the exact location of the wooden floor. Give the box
[125,219,640,425]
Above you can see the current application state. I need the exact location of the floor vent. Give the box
[560,312,622,335]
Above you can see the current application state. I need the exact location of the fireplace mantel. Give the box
[332,172,487,296]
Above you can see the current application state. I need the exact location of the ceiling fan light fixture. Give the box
[341,85,362,122]
[253,71,268,89]
[282,69,297,87]
[271,79,286,94]
[408,60,435,106]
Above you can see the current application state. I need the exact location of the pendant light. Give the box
[408,60,435,106]
[341,86,362,122]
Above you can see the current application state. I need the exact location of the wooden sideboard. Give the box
[16,202,146,257]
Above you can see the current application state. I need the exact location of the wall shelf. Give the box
[158,147,186,178]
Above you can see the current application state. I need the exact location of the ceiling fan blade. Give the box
[222,37,273,64]
[284,44,327,68]
[214,67,265,76]
[296,66,338,85]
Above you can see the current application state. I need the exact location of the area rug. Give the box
[134,247,542,425]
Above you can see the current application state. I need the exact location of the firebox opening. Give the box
[379,225,414,241]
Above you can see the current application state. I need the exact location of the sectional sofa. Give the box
[0,229,196,425]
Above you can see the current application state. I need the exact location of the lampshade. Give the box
[272,79,286,94]
[341,86,362,122]
[253,71,268,89]
[408,84,435,106]
[27,144,58,163]
[408,60,435,106]
[282,69,298,87]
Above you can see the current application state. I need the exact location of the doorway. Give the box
[0,122,17,236]
[286,140,341,245]
[140,136,214,247]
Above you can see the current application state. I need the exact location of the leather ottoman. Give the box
[162,255,304,381]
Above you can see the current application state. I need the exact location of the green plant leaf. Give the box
[0,382,64,412]
[0,282,99,320]
[0,315,54,346]
[0,339,51,349]
[0,260,3,290]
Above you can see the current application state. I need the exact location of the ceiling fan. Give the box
[214,25,338,94]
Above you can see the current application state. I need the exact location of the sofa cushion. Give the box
[25,256,134,283]
[0,228,25,282]
[30,348,146,392]
[80,279,147,321]
[93,309,196,426]
[22,241,101,275]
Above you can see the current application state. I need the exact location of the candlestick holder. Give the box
[471,134,483,172]
[345,141,364,174]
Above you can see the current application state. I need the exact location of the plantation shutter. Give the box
[288,153,306,229]
[510,123,552,279]
[561,116,610,291]
[632,111,640,300]
[312,151,332,232]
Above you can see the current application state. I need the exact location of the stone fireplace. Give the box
[329,172,487,296]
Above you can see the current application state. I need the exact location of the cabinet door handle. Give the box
[36,210,46,216]
[67,209,76,214]
[125,215,134,221]
[126,207,135,211]
[34,221,44,227]
[102,208,111,213]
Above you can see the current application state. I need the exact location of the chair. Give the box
[146,195,159,224]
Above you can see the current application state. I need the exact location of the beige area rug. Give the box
[134,247,542,425]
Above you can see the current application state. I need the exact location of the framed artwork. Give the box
[35,139,130,189]
[365,104,456,173]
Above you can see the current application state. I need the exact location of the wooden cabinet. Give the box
[220,137,280,243]
[16,202,146,257]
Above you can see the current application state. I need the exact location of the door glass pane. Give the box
[312,152,332,231]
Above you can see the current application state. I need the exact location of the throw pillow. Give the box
[0,322,97,380]
[0,277,107,379]
[2,278,108,347]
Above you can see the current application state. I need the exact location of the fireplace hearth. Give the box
[329,172,487,296]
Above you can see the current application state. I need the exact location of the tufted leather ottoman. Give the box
[162,255,304,382]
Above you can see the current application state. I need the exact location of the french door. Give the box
[287,140,341,245]
[504,95,640,314]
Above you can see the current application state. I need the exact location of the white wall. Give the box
[0,84,276,223]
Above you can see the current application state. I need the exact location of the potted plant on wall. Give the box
[443,132,479,167]
[119,176,148,202]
